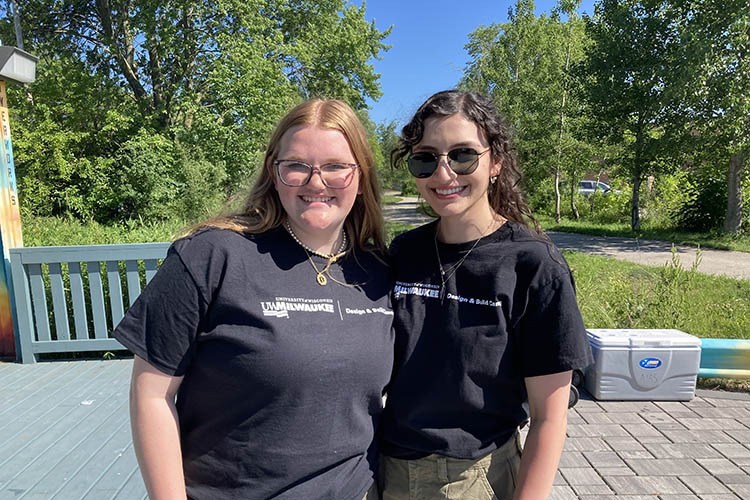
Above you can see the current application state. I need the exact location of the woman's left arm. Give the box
[513,370,572,500]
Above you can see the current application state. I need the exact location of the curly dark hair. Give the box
[393,89,542,234]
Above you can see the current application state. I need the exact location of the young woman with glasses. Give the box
[380,90,592,500]
[114,99,392,500]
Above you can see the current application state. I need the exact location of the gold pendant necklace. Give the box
[307,255,335,286]
[284,221,347,286]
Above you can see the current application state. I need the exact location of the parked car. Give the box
[578,180,618,196]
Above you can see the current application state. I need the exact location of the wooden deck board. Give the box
[48,421,139,499]
[4,396,126,494]
[0,362,97,421]
[0,380,125,485]
[0,359,146,499]
[107,464,148,500]
[81,447,142,499]
[0,361,71,395]
[2,358,750,500]
[0,361,123,441]
[16,408,132,499]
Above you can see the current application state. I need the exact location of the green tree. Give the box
[581,0,685,231]
[355,108,385,184]
[677,1,749,233]
[7,56,142,220]
[3,0,390,221]
[462,0,592,220]
[375,119,398,188]
[550,0,590,221]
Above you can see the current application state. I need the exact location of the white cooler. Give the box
[584,329,702,401]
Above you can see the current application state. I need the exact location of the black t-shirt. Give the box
[114,227,394,500]
[380,221,592,460]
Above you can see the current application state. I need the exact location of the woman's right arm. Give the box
[129,355,186,500]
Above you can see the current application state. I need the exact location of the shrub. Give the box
[585,190,630,224]
[526,178,557,217]
[677,167,727,231]
[639,171,694,229]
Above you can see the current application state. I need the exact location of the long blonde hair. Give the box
[193,99,385,253]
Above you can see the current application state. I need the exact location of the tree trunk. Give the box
[723,150,746,233]
[554,13,574,224]
[95,0,152,120]
[631,174,642,231]
[569,178,579,220]
[554,170,562,223]
[631,114,645,232]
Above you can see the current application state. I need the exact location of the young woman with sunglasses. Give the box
[114,99,392,500]
[380,90,592,500]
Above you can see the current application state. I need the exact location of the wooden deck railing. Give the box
[10,243,170,363]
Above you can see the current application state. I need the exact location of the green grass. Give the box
[565,250,750,340]
[26,217,416,248]
[538,214,750,253]
[23,215,190,247]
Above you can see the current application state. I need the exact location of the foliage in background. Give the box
[459,0,747,236]
[678,167,729,232]
[3,0,748,239]
[23,216,189,247]
[462,0,593,222]
[375,119,417,195]
[581,0,690,231]
[676,0,749,234]
[638,171,693,229]
[2,0,391,223]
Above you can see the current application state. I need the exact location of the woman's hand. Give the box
[130,355,186,500]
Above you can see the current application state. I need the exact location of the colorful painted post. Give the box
[698,338,750,380]
[0,81,23,357]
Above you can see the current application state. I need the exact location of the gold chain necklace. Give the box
[284,221,347,286]
[306,251,338,286]
[434,219,499,301]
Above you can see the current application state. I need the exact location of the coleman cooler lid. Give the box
[586,329,702,348]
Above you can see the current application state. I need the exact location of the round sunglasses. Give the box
[407,148,491,178]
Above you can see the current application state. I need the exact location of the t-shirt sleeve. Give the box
[518,271,593,377]
[113,244,209,376]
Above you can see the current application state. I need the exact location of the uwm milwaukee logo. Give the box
[260,297,335,319]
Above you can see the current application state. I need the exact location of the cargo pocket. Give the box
[483,442,522,500]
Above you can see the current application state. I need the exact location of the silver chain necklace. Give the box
[434,219,498,301]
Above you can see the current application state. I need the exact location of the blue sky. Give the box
[360,0,596,126]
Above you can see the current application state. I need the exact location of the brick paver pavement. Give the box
[530,389,750,499]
